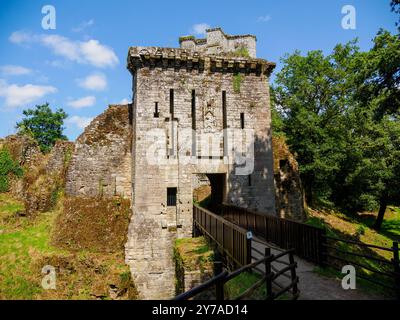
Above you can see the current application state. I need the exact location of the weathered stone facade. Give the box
[65,105,132,199]
[273,136,305,222]
[125,28,276,299]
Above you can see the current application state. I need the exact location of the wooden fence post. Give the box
[214,261,224,300]
[265,247,272,300]
[392,241,400,300]
[288,250,299,298]
[246,237,252,265]
[318,229,327,266]
[193,206,200,237]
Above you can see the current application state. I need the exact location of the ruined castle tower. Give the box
[125,28,276,299]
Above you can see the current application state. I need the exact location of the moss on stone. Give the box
[179,36,195,43]
[174,237,213,272]
[233,47,250,58]
[52,196,131,253]
[233,73,243,93]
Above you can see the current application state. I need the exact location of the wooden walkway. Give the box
[191,203,394,300]
[251,236,385,300]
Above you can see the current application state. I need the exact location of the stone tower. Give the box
[125,27,276,299]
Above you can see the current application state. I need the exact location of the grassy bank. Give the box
[0,193,137,300]
[306,205,400,297]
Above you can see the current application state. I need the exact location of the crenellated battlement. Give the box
[179,27,257,58]
[127,46,275,75]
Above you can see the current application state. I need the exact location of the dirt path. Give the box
[251,238,386,300]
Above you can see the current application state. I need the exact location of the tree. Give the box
[272,30,400,230]
[354,30,400,120]
[391,0,400,32]
[346,31,400,229]
[16,103,68,153]
[272,42,358,205]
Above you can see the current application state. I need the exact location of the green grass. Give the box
[306,206,400,298]
[224,272,267,300]
[0,203,65,299]
[313,265,390,298]
[174,237,214,271]
[0,193,24,222]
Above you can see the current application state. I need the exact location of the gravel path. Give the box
[251,237,386,300]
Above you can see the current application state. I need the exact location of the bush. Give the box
[0,147,23,192]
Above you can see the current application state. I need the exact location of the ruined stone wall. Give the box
[180,28,257,58]
[0,135,43,199]
[0,135,75,215]
[126,46,275,299]
[65,105,132,199]
[46,141,75,174]
[273,136,305,222]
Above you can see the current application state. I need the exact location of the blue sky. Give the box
[0,0,397,140]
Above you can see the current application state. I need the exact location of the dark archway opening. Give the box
[192,173,226,214]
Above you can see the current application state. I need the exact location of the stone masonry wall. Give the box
[273,136,305,222]
[65,105,132,199]
[126,45,276,299]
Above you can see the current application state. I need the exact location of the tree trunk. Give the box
[373,197,387,231]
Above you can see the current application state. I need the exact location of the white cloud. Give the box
[191,23,210,36]
[0,65,32,76]
[67,96,96,109]
[257,15,271,22]
[72,19,94,33]
[119,98,130,104]
[79,40,119,68]
[40,34,81,62]
[0,80,57,107]
[9,31,119,68]
[66,115,93,129]
[9,30,32,44]
[77,73,107,91]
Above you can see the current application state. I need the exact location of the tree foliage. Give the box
[16,103,68,153]
[272,30,400,229]
[391,0,400,32]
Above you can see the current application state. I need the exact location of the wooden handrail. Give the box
[322,244,392,264]
[173,246,299,300]
[323,235,395,252]
[325,253,397,277]
[220,202,320,228]
[194,203,248,234]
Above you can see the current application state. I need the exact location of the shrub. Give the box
[0,147,23,192]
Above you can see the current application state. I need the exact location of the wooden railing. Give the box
[193,204,251,267]
[173,248,299,301]
[322,236,400,299]
[219,204,326,264]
